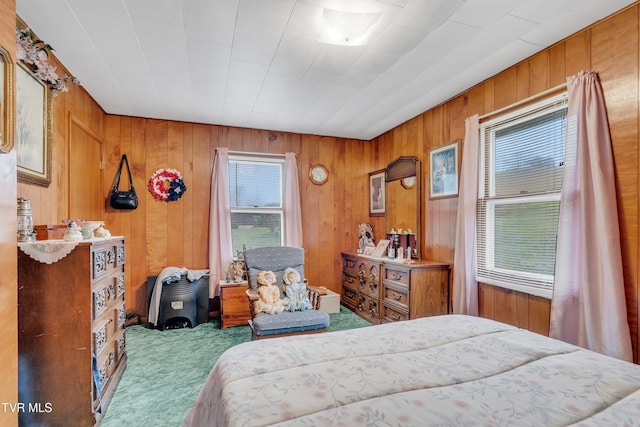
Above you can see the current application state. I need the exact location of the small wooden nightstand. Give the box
[219,280,252,329]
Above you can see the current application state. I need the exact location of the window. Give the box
[477,94,568,298]
[229,155,284,255]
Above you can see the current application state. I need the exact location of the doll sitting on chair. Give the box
[255,270,289,315]
[283,267,312,312]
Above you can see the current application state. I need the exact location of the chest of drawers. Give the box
[341,252,450,324]
[18,237,127,426]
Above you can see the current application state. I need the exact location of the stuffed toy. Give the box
[283,267,312,312]
[255,270,288,315]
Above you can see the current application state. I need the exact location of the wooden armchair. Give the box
[243,246,330,340]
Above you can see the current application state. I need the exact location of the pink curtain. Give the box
[284,152,303,247]
[549,71,632,361]
[208,148,233,298]
[451,114,480,315]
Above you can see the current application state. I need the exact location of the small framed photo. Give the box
[429,140,459,199]
[369,169,385,217]
[371,239,390,258]
[362,245,375,256]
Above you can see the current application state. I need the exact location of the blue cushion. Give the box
[252,310,330,336]
[244,246,305,296]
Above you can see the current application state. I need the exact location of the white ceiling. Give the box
[15,0,635,140]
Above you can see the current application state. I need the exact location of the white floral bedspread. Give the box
[182,315,640,427]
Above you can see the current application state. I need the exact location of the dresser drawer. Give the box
[92,272,123,319]
[357,295,379,320]
[382,302,409,322]
[116,301,127,329]
[95,349,110,398]
[92,283,109,319]
[92,241,126,280]
[342,253,358,273]
[384,266,409,286]
[93,319,111,356]
[341,279,358,309]
[116,330,126,362]
[94,339,121,398]
[357,262,380,298]
[383,284,409,307]
[342,272,358,291]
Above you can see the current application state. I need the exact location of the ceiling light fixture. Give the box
[320,8,381,46]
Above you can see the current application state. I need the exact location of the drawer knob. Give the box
[358,270,366,285]
[392,313,401,321]
[393,292,401,301]
[390,272,401,280]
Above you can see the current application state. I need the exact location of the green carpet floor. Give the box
[100,306,371,427]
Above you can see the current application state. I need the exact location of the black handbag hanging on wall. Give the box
[110,154,138,210]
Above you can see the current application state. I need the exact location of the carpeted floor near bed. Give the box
[100,306,371,427]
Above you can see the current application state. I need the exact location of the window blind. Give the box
[477,94,568,298]
[229,156,284,253]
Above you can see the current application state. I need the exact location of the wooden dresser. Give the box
[18,237,127,426]
[341,252,450,324]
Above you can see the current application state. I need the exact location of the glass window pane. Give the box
[229,161,282,208]
[493,201,559,276]
[494,109,566,196]
[230,212,282,255]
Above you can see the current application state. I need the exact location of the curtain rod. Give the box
[226,150,285,158]
[479,82,567,121]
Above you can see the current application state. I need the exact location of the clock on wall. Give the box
[309,164,328,185]
[401,176,416,189]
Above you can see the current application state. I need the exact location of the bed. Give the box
[182,314,640,426]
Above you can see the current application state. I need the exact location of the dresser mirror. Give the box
[385,156,421,259]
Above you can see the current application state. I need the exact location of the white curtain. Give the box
[284,152,303,247]
[208,148,233,298]
[549,71,632,361]
[451,114,480,315]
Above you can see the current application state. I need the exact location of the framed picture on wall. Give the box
[0,46,14,154]
[369,169,385,216]
[16,62,52,187]
[429,140,459,199]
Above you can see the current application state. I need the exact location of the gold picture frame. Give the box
[16,62,52,187]
[0,46,14,154]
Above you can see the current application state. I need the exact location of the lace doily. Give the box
[18,240,81,264]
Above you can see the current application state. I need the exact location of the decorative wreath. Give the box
[148,168,187,202]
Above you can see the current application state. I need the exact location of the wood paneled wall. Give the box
[371,4,640,361]
[101,119,378,316]
[15,3,640,364]
[0,0,18,423]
